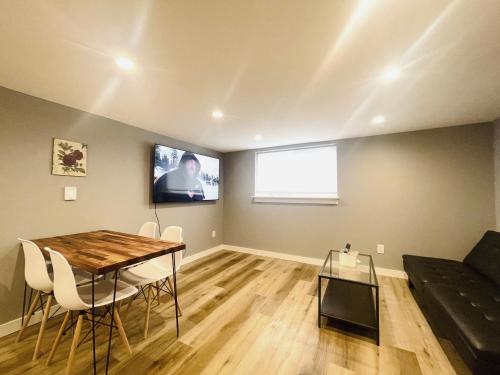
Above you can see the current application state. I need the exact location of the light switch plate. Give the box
[64,186,77,201]
[377,244,385,254]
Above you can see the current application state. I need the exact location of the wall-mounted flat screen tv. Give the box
[153,144,220,203]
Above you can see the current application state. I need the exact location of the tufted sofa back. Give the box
[464,230,500,286]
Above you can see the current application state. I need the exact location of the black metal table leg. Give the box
[92,274,96,375]
[21,282,28,325]
[39,293,45,315]
[105,271,119,374]
[26,287,33,323]
[172,252,179,337]
[375,285,380,346]
[317,275,321,328]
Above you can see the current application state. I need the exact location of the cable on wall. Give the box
[154,202,162,237]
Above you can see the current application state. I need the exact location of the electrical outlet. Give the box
[212,230,216,238]
[377,244,385,254]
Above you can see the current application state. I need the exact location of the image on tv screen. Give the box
[153,145,220,203]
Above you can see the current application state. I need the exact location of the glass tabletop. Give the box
[319,250,378,287]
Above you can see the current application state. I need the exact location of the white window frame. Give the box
[253,144,339,205]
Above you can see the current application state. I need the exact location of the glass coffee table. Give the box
[318,250,380,345]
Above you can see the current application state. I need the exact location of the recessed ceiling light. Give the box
[372,115,385,125]
[115,57,135,70]
[381,66,401,82]
[212,110,224,119]
[254,134,262,141]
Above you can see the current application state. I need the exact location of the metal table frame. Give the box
[318,249,380,345]
[28,230,185,374]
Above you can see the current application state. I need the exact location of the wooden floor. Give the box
[0,250,460,374]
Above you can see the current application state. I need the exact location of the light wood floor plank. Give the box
[0,250,459,375]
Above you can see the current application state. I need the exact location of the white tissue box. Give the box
[339,250,359,268]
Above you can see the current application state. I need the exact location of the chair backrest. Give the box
[155,226,183,272]
[46,248,87,311]
[138,222,157,239]
[161,226,183,243]
[18,239,53,293]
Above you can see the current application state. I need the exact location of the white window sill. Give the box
[252,196,339,205]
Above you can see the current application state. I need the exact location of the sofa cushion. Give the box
[463,231,500,286]
[424,283,500,366]
[403,255,486,300]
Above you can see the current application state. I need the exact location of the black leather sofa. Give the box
[403,231,500,375]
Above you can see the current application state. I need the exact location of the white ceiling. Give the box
[1,1,499,152]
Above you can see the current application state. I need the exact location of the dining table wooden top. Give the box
[32,230,186,275]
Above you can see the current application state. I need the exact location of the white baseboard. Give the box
[375,266,408,279]
[0,245,225,339]
[223,244,407,279]
[184,243,407,279]
[0,301,66,339]
[224,244,325,266]
[182,244,225,265]
[0,243,405,339]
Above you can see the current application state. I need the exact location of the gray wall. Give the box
[223,124,495,270]
[0,86,223,324]
[494,118,500,230]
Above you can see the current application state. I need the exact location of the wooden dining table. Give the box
[32,229,186,375]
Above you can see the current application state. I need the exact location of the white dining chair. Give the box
[120,222,158,275]
[45,248,137,374]
[155,226,184,313]
[120,226,184,338]
[16,239,96,361]
[138,222,157,239]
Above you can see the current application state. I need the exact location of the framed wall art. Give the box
[52,138,87,177]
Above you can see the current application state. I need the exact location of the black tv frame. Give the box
[152,144,220,203]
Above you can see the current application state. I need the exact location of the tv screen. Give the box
[153,144,220,203]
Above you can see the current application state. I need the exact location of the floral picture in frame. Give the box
[52,138,87,176]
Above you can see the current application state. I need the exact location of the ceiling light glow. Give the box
[212,110,224,119]
[372,115,385,125]
[254,134,262,141]
[115,57,135,70]
[381,66,401,82]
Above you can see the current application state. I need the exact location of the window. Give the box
[254,144,338,204]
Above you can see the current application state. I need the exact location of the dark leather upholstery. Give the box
[464,231,500,286]
[425,284,500,374]
[402,255,485,302]
[403,231,500,375]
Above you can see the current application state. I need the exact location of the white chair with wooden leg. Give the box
[156,226,184,316]
[17,239,54,361]
[45,248,137,374]
[138,222,157,239]
[17,239,98,361]
[120,226,184,339]
[120,222,158,275]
